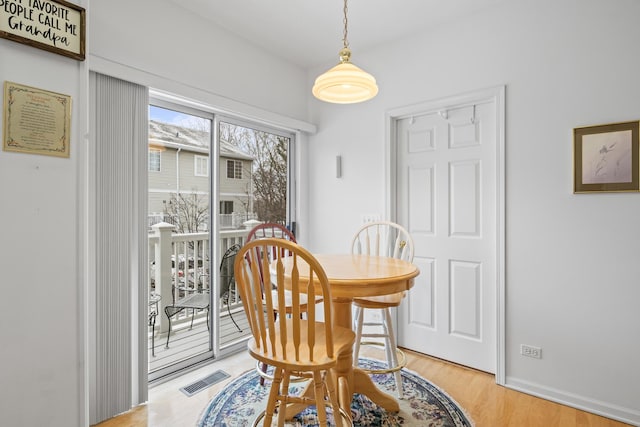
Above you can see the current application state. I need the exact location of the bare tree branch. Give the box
[220,122,288,224]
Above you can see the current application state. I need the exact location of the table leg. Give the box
[333,297,400,413]
[337,357,352,412]
[284,297,400,420]
[353,368,399,411]
[283,297,355,420]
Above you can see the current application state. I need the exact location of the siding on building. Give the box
[148,121,254,220]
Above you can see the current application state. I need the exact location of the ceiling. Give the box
[166,0,506,68]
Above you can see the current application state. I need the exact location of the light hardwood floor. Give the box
[95,349,632,427]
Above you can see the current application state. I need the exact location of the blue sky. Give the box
[149,105,182,123]
[149,105,210,131]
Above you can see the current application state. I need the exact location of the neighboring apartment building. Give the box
[148,120,254,229]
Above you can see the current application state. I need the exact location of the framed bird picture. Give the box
[573,120,639,193]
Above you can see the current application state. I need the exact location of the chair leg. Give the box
[227,298,242,332]
[150,313,156,357]
[353,306,364,364]
[383,308,403,398]
[325,370,345,427]
[276,371,291,427]
[259,362,268,386]
[313,371,329,426]
[264,367,283,427]
[165,309,173,349]
[381,308,394,365]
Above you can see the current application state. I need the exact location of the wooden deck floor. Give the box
[148,307,251,374]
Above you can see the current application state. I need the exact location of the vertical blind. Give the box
[90,72,148,424]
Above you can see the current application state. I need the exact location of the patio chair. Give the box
[148,292,161,357]
[234,238,354,426]
[164,243,242,348]
[218,243,243,332]
[351,220,415,398]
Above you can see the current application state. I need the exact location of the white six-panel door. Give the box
[396,96,499,373]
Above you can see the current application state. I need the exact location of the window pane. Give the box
[219,120,290,225]
[224,160,243,179]
[148,103,214,379]
[226,160,234,179]
[195,155,208,176]
[220,200,233,214]
[148,104,211,233]
[149,149,161,172]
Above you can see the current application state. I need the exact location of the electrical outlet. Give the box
[520,344,542,359]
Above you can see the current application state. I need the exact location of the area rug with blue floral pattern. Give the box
[197,358,473,426]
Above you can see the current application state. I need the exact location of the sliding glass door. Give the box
[147,100,216,381]
[147,98,296,381]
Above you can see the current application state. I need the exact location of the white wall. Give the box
[305,0,640,424]
[0,11,85,427]
[89,0,309,124]
[0,0,310,426]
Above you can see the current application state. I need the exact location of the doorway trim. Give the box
[384,85,506,384]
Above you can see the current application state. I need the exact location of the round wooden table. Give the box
[278,253,420,417]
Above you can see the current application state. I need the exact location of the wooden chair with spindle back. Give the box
[235,238,354,426]
[245,222,323,384]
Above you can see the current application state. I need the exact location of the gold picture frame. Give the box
[573,121,639,193]
[3,81,71,158]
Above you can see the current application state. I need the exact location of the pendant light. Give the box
[312,0,378,104]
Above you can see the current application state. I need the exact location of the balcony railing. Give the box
[149,212,258,230]
[149,221,260,339]
[220,212,258,229]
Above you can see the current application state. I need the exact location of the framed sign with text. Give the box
[3,81,71,158]
[0,0,85,60]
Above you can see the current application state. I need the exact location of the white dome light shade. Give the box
[312,59,378,104]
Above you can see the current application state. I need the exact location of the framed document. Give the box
[3,81,71,158]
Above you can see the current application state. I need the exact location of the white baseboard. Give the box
[505,376,640,426]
